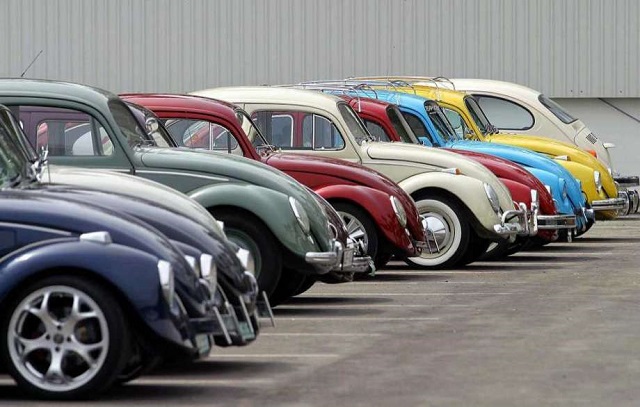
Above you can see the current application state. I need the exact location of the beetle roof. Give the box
[120,93,239,117]
[192,86,344,111]
[0,78,117,105]
[446,78,543,101]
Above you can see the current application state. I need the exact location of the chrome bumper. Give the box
[305,239,343,273]
[592,193,628,212]
[493,203,528,236]
[537,214,578,230]
[333,238,372,273]
[614,175,639,188]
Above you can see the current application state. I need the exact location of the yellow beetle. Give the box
[353,76,626,220]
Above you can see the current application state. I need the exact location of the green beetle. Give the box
[1,79,344,302]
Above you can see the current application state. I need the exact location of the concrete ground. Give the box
[2,215,640,406]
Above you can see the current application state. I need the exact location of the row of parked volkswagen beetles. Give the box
[0,76,637,399]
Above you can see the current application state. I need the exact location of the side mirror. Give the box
[145,117,159,134]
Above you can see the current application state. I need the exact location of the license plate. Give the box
[342,247,355,268]
[195,334,212,356]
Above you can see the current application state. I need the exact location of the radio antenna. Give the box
[20,50,43,78]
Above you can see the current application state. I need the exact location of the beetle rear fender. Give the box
[316,184,413,254]
[188,183,320,256]
[0,239,185,346]
[399,172,501,238]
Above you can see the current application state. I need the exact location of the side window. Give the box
[253,110,345,150]
[442,108,470,138]
[272,115,294,148]
[475,96,534,130]
[364,120,390,142]
[164,119,241,155]
[312,115,344,149]
[401,112,429,139]
[22,107,113,157]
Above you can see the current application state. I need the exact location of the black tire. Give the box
[293,276,317,296]
[460,232,492,265]
[211,209,282,297]
[404,193,471,269]
[332,202,380,263]
[481,237,531,260]
[269,267,307,306]
[0,275,130,400]
[374,252,394,269]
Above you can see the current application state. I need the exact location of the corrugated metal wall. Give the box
[0,0,638,97]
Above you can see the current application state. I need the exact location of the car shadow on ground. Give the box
[286,296,393,305]
[576,236,640,243]
[274,307,376,317]
[359,273,450,282]
[151,360,291,377]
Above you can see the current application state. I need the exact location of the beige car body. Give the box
[192,86,525,239]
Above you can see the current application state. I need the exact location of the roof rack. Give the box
[351,76,456,90]
[287,79,424,109]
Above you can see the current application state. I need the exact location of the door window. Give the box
[475,95,534,130]
[164,119,241,154]
[19,106,113,156]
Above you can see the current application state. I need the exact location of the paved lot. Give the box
[2,215,640,406]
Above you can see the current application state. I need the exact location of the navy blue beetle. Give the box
[0,106,228,399]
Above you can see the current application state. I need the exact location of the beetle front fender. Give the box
[315,184,414,254]
[188,183,320,256]
[558,160,617,203]
[500,178,532,208]
[0,239,185,346]
[398,172,501,235]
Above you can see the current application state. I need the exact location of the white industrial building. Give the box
[1,0,638,173]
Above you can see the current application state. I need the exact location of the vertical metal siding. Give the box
[0,0,638,97]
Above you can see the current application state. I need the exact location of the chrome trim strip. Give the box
[136,170,229,182]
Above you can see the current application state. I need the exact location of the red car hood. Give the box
[446,148,556,215]
[265,152,423,238]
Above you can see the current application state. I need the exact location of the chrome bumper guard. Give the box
[614,175,639,188]
[493,203,527,236]
[592,193,628,212]
[332,238,372,273]
[305,239,343,272]
[623,189,639,214]
[415,223,442,254]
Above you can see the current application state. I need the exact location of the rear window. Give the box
[538,95,577,124]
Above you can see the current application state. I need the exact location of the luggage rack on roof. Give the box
[285,79,417,111]
[349,76,457,90]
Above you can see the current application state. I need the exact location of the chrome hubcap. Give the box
[338,211,369,252]
[419,212,453,257]
[7,286,109,392]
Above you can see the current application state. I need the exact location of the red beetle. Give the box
[120,93,430,269]
[339,94,563,252]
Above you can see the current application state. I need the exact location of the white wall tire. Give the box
[405,196,471,269]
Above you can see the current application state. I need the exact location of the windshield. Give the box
[539,94,577,124]
[125,102,174,148]
[337,103,374,144]
[108,99,154,148]
[464,96,492,135]
[425,101,459,142]
[0,109,30,187]
[235,108,271,150]
[386,106,419,143]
